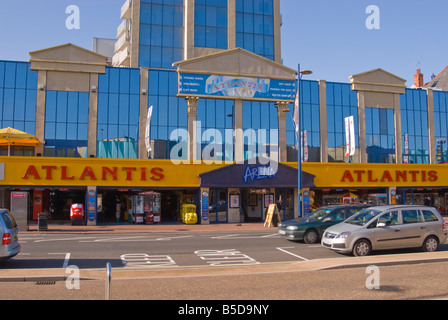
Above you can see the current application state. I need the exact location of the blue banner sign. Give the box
[178,73,297,101]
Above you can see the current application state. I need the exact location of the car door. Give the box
[371,211,403,250]
[400,209,426,248]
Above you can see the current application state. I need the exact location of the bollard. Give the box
[105,262,111,300]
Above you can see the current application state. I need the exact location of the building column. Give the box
[35,71,47,156]
[276,101,289,162]
[318,80,328,162]
[234,100,243,163]
[138,67,149,159]
[427,89,437,164]
[228,0,236,49]
[357,91,368,163]
[88,73,99,158]
[186,96,199,161]
[393,93,403,164]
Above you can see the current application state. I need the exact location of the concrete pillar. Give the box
[88,73,99,158]
[276,101,289,162]
[427,89,436,164]
[35,71,47,156]
[138,67,149,159]
[234,100,243,163]
[318,80,328,162]
[186,96,199,161]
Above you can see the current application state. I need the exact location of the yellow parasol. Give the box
[0,127,41,156]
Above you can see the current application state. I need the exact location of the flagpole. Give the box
[295,64,312,218]
[297,64,302,218]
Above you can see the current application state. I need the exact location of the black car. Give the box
[278,204,371,243]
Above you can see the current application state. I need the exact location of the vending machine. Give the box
[132,195,145,224]
[10,192,29,232]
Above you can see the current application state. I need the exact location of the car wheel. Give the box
[352,239,372,256]
[304,229,319,244]
[422,236,439,252]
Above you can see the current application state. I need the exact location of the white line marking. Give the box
[276,247,309,261]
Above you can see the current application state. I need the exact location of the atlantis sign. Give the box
[178,73,297,101]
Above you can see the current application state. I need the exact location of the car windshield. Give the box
[345,208,382,226]
[306,208,334,220]
[0,210,17,229]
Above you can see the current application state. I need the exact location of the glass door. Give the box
[209,189,227,223]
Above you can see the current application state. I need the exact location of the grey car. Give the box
[321,205,447,256]
[0,209,20,260]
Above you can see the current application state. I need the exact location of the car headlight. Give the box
[286,226,299,231]
[336,232,351,239]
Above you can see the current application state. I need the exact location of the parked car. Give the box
[321,205,447,256]
[278,204,370,244]
[0,209,20,260]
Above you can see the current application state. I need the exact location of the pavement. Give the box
[1,218,447,283]
[26,221,272,234]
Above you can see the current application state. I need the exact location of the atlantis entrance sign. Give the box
[178,73,297,101]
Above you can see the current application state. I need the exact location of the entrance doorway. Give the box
[209,189,227,223]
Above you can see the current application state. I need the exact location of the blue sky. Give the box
[1,0,447,85]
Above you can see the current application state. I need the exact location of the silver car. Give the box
[0,209,20,260]
[321,205,447,256]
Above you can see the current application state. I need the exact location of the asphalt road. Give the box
[7,230,448,270]
[1,230,448,303]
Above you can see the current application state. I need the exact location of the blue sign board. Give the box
[178,73,297,101]
[202,191,209,221]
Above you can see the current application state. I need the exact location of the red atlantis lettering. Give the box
[22,165,166,182]
[341,170,438,183]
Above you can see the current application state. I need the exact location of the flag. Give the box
[145,105,153,153]
[293,89,299,135]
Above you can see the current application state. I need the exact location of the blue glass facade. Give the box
[236,0,275,61]
[365,107,395,163]
[97,67,141,159]
[434,90,448,163]
[0,62,37,133]
[0,61,37,156]
[195,0,228,49]
[326,82,358,163]
[44,91,89,157]
[148,69,187,159]
[139,0,184,69]
[401,89,429,164]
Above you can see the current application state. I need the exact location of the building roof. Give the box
[425,65,448,90]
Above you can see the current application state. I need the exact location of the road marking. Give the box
[194,249,259,266]
[120,253,177,268]
[35,237,96,243]
[80,235,194,242]
[211,233,279,240]
[276,247,309,261]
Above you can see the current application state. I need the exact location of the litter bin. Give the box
[38,212,48,231]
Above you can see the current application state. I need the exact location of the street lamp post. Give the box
[295,64,312,218]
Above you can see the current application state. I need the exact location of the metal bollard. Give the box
[105,262,111,300]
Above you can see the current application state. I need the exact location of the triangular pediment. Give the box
[350,68,406,86]
[173,48,297,80]
[350,68,406,94]
[29,43,107,74]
